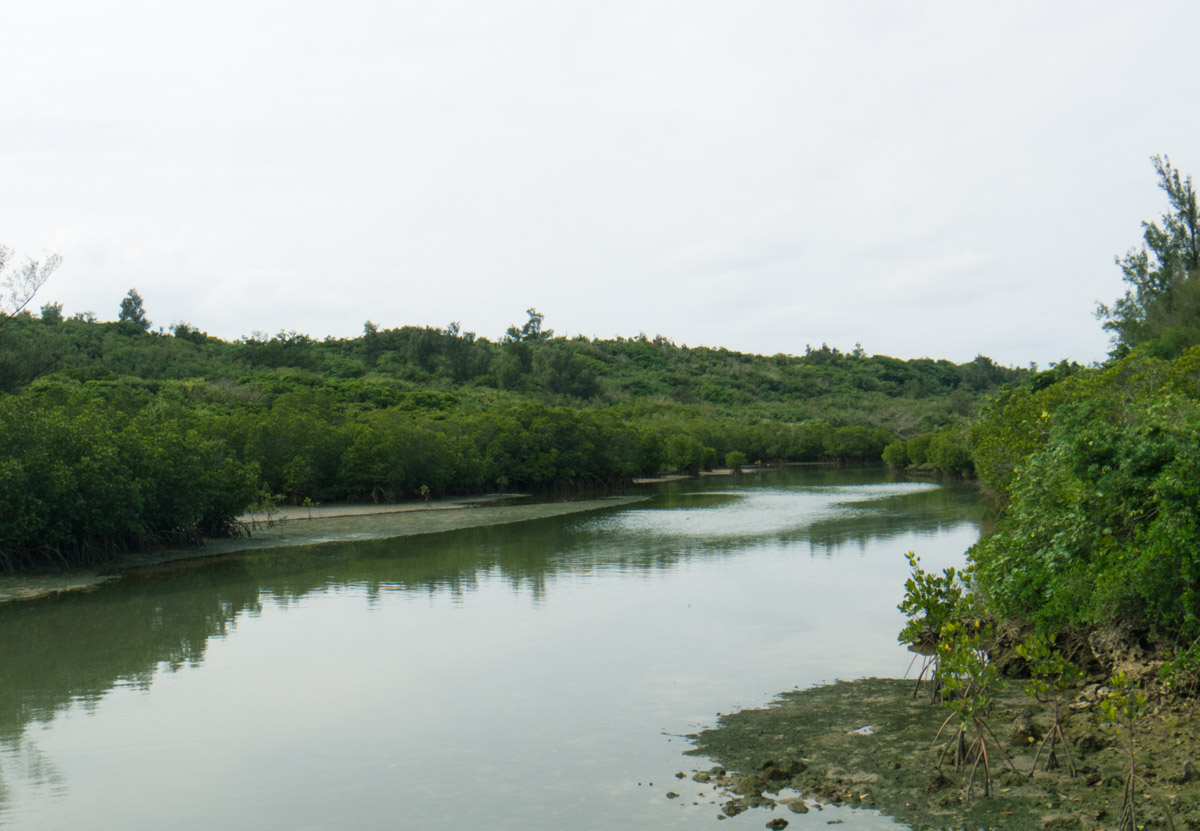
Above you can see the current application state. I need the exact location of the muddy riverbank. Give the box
[686,677,1200,829]
[0,495,644,604]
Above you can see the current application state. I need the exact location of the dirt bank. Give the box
[0,495,645,605]
[686,677,1200,829]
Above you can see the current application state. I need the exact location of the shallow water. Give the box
[0,467,983,830]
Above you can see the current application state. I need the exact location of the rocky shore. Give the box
[686,677,1200,829]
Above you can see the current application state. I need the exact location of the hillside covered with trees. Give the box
[0,255,1026,571]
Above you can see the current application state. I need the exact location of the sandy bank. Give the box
[633,467,763,484]
[0,495,645,605]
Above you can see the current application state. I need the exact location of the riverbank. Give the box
[686,677,1200,829]
[0,494,645,605]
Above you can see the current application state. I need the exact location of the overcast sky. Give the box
[4,0,1198,366]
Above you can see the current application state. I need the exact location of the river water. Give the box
[0,467,983,830]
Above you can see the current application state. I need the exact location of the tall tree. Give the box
[504,308,553,342]
[1097,155,1200,357]
[118,288,151,333]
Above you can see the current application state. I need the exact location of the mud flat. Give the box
[0,495,644,604]
[686,677,1200,829]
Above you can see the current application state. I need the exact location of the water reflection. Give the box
[0,467,983,830]
[0,470,982,741]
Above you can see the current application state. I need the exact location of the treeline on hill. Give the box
[0,286,1025,570]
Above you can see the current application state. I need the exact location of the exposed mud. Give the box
[687,677,1200,829]
[0,495,644,604]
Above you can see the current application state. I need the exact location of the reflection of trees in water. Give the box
[802,482,987,549]
[0,472,985,795]
[0,576,265,741]
[0,731,63,815]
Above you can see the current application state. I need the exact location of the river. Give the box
[0,467,983,830]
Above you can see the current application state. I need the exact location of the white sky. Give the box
[4,0,1198,366]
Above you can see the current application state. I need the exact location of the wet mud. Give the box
[688,677,1200,829]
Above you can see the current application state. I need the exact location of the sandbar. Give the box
[0,494,645,605]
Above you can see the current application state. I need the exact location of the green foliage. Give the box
[117,288,150,333]
[1099,672,1151,831]
[724,450,747,470]
[1099,671,1148,729]
[1158,639,1200,693]
[936,618,1003,725]
[504,308,553,343]
[898,551,966,653]
[881,428,972,475]
[40,302,63,323]
[933,617,1013,801]
[969,347,1200,639]
[0,291,1034,571]
[1016,632,1081,703]
[881,440,909,468]
[926,428,972,474]
[968,375,1086,500]
[0,395,258,570]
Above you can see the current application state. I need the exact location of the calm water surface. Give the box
[0,468,983,830]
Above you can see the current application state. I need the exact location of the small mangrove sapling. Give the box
[898,551,965,700]
[1099,672,1170,831]
[1016,631,1081,777]
[932,617,1017,801]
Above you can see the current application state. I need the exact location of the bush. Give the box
[969,347,1200,638]
[881,440,909,468]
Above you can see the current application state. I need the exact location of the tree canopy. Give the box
[1098,155,1200,358]
[117,288,150,333]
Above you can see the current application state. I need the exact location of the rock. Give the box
[783,798,809,814]
[722,798,748,817]
[675,771,687,779]
[752,757,809,788]
[733,774,768,797]
[693,772,712,783]
[666,792,680,799]
[766,819,789,830]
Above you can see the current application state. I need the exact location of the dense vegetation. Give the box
[903,156,1200,674]
[968,346,1200,643]
[0,273,1025,570]
[15,155,1189,580]
[884,159,1200,827]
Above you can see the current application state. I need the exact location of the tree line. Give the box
[0,214,1036,572]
